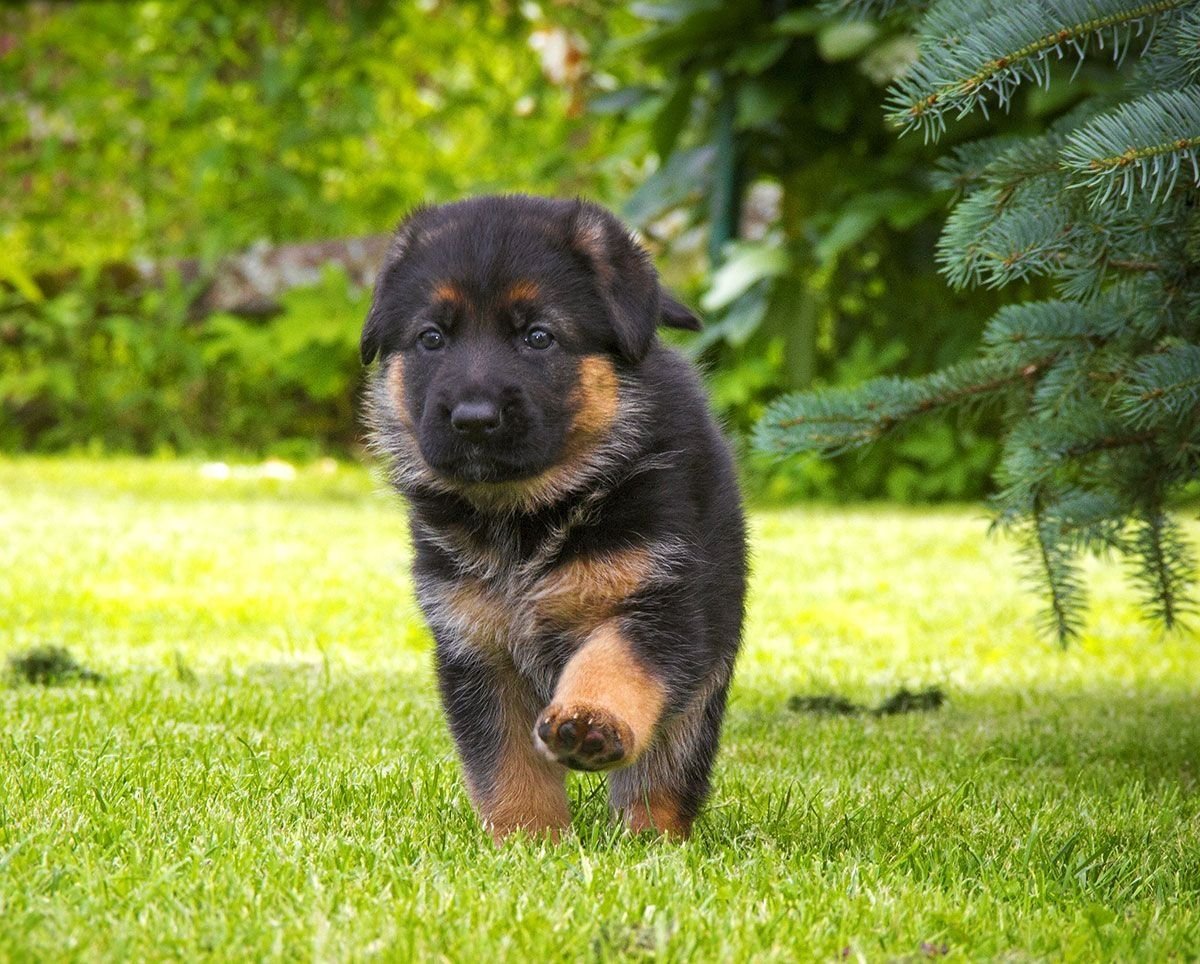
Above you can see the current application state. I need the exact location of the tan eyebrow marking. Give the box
[503,280,540,303]
[431,281,466,304]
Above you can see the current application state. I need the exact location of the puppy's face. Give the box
[361,196,699,489]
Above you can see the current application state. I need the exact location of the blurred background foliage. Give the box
[0,0,1092,499]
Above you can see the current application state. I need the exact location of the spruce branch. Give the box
[754,0,1200,643]
[1117,343,1200,427]
[1126,507,1196,628]
[981,299,1126,364]
[990,411,1152,523]
[888,0,1189,139]
[755,357,1046,455]
[1060,86,1200,205]
[936,185,1078,289]
[1038,488,1130,553]
[1056,192,1194,300]
[1130,10,1200,90]
[1028,495,1088,645]
[1174,8,1200,78]
[930,135,1026,193]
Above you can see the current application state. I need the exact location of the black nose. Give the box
[450,400,502,440]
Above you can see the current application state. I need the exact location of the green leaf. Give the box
[628,1,702,24]
[623,146,716,225]
[736,80,789,130]
[589,86,655,116]
[690,284,772,352]
[623,2,751,63]
[814,190,917,265]
[773,10,828,36]
[812,84,854,131]
[652,72,698,158]
[701,241,790,311]
[817,21,879,61]
[727,36,792,74]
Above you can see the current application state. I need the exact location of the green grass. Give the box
[2,458,1198,961]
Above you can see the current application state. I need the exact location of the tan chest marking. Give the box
[432,544,653,650]
[531,546,652,627]
[441,578,522,647]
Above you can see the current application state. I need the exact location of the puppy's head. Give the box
[361,195,699,495]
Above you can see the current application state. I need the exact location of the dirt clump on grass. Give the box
[6,646,104,686]
[788,686,945,717]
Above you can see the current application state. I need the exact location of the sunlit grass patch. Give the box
[1,458,1198,960]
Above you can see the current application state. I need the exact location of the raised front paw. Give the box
[534,704,631,771]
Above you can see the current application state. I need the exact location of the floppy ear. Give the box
[661,293,702,331]
[360,206,432,365]
[567,201,663,364]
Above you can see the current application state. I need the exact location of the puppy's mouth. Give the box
[422,446,550,485]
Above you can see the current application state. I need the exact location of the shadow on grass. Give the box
[707,680,1200,864]
[737,680,1200,779]
[5,646,105,686]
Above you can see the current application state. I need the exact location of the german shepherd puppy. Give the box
[361,195,746,840]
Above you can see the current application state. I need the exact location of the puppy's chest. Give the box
[415,531,655,657]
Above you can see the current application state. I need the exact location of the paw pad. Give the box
[534,705,629,771]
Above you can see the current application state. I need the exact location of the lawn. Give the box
[1,458,1198,961]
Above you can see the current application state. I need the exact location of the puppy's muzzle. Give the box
[450,399,502,443]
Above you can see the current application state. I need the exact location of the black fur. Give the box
[362,195,747,838]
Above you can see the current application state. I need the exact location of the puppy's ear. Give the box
[567,201,662,364]
[361,206,432,365]
[661,293,702,331]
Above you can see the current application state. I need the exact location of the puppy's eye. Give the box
[418,329,445,351]
[524,327,554,350]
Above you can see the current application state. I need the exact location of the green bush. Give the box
[602,1,1054,502]
[1,0,1054,502]
[0,268,367,456]
[0,0,636,458]
[1,1,633,278]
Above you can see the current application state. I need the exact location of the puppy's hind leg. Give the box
[436,645,570,842]
[608,678,731,840]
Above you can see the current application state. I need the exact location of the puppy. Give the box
[361,195,746,840]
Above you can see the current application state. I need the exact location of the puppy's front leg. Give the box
[533,620,667,773]
[435,644,570,842]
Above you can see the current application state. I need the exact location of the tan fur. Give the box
[570,355,621,437]
[471,679,570,842]
[545,621,666,761]
[460,355,621,512]
[572,212,613,280]
[431,281,465,305]
[426,543,660,659]
[532,546,652,628]
[503,279,540,303]
[444,578,516,645]
[385,356,414,429]
[623,790,691,839]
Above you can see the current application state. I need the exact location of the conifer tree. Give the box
[756,1,1200,642]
